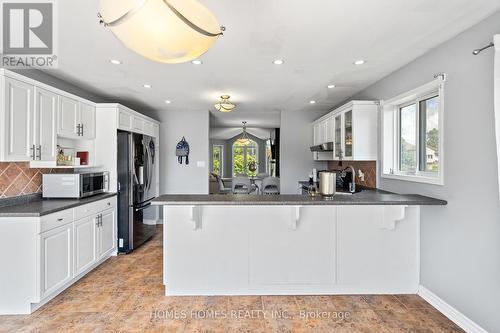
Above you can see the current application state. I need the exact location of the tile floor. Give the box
[0,226,464,332]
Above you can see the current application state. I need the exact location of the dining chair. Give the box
[262,177,280,195]
[232,176,252,194]
[217,176,231,194]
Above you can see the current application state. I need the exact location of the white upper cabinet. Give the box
[34,87,58,162]
[326,116,335,143]
[1,77,34,161]
[313,118,333,146]
[79,103,96,139]
[118,109,133,131]
[312,101,379,161]
[58,96,95,140]
[115,106,159,138]
[58,96,79,138]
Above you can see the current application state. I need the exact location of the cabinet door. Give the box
[326,116,334,142]
[144,121,154,137]
[74,216,97,276]
[98,210,115,259]
[58,96,79,138]
[79,103,96,139]
[313,123,320,146]
[34,88,57,161]
[334,114,342,159]
[40,223,73,299]
[320,120,327,144]
[2,77,34,161]
[118,110,132,131]
[132,116,145,133]
[344,110,353,159]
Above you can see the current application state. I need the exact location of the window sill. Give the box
[381,173,444,186]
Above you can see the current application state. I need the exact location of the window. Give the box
[232,140,258,177]
[212,145,223,176]
[382,78,444,185]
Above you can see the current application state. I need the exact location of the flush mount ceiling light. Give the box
[327,84,336,89]
[191,59,203,65]
[165,100,171,104]
[143,84,152,88]
[273,59,284,65]
[236,121,250,145]
[309,100,316,104]
[109,59,122,65]
[98,0,225,64]
[214,95,236,112]
[353,59,366,65]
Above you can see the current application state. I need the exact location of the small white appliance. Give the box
[42,172,109,198]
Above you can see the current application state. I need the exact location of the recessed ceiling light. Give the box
[353,59,366,65]
[165,100,171,104]
[191,59,203,65]
[109,59,122,65]
[327,84,336,89]
[143,84,152,89]
[273,59,284,65]
[309,100,316,104]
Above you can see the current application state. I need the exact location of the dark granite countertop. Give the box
[0,193,118,217]
[152,189,447,206]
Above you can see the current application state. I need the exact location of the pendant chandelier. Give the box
[237,122,250,145]
[214,95,236,112]
[98,0,225,64]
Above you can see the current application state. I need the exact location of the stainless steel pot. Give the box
[319,171,336,197]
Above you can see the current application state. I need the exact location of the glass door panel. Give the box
[334,115,342,158]
[344,111,353,158]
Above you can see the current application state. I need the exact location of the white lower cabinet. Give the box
[98,209,115,259]
[74,216,97,277]
[0,196,117,315]
[40,223,73,299]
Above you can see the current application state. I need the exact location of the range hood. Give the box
[310,142,334,152]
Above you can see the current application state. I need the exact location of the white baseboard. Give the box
[418,285,488,333]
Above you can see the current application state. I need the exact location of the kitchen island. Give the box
[152,190,445,296]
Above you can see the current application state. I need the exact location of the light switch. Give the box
[196,161,206,168]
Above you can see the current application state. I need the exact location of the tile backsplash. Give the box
[327,160,377,188]
[0,162,73,199]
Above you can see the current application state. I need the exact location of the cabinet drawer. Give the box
[40,209,73,233]
[96,197,116,212]
[74,197,116,221]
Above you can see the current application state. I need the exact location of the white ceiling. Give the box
[46,0,500,117]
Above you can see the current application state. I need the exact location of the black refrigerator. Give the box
[117,131,157,253]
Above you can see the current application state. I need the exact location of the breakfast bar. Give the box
[153,191,446,296]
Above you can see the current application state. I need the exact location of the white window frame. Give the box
[232,141,259,177]
[212,144,224,176]
[381,78,445,185]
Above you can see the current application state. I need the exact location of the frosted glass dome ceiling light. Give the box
[98,0,225,64]
[214,95,236,113]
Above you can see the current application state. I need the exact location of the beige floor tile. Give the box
[1,226,462,333]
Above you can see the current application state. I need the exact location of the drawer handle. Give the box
[107,202,111,206]
[57,218,64,221]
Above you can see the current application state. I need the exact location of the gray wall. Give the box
[155,110,210,194]
[280,111,328,194]
[352,10,500,332]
